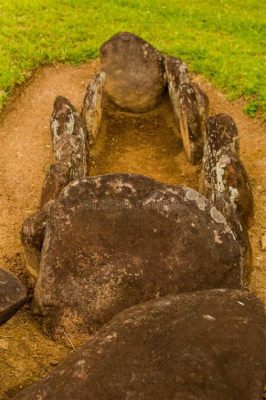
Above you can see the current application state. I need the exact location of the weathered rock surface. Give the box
[14,289,266,400]
[201,114,253,227]
[0,269,27,324]
[50,96,88,179]
[32,173,243,339]
[164,55,189,121]
[204,113,240,156]
[192,82,209,136]
[82,72,105,146]
[178,83,204,163]
[165,57,208,163]
[40,162,71,207]
[20,203,51,279]
[100,32,166,112]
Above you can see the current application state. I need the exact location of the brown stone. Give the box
[0,269,27,324]
[192,82,209,137]
[50,96,88,179]
[14,289,266,400]
[40,162,71,207]
[82,72,105,146]
[209,190,252,281]
[204,113,239,156]
[20,203,51,279]
[178,83,204,164]
[164,55,189,122]
[100,32,166,112]
[33,173,243,340]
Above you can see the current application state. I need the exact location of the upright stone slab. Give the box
[204,113,240,156]
[82,72,105,146]
[192,82,209,137]
[100,32,166,112]
[0,269,27,324]
[33,173,243,339]
[20,203,51,279]
[50,96,88,179]
[164,55,189,122]
[14,290,266,400]
[202,114,253,227]
[178,83,204,163]
[40,162,71,207]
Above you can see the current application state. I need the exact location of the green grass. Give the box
[0,0,265,117]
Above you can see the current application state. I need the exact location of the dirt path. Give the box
[0,62,265,398]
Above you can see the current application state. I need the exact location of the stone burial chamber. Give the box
[15,31,261,400]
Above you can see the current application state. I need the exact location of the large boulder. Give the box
[0,269,27,324]
[32,173,244,340]
[14,289,266,400]
[100,32,166,112]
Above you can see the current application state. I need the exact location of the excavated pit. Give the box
[90,94,199,187]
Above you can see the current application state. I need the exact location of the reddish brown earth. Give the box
[0,61,265,399]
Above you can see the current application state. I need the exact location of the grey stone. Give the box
[201,114,253,228]
[50,96,88,179]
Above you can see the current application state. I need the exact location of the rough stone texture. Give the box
[50,96,88,179]
[14,289,266,400]
[209,190,252,282]
[32,173,244,339]
[40,162,71,207]
[178,83,204,164]
[164,56,189,121]
[0,269,27,324]
[100,32,166,113]
[20,203,51,279]
[192,82,209,137]
[201,114,253,228]
[82,72,105,146]
[204,113,240,156]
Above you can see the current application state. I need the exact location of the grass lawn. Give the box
[0,0,265,117]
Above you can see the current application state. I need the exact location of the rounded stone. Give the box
[33,173,243,340]
[100,32,166,113]
[14,290,266,400]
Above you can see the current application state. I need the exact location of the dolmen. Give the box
[15,32,264,400]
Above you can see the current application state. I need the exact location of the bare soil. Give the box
[0,61,265,399]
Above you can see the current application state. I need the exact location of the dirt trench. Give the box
[0,61,265,398]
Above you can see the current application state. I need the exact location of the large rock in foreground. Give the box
[100,32,166,112]
[14,290,266,400]
[0,269,27,324]
[33,173,244,339]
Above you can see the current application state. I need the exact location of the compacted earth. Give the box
[0,60,265,399]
